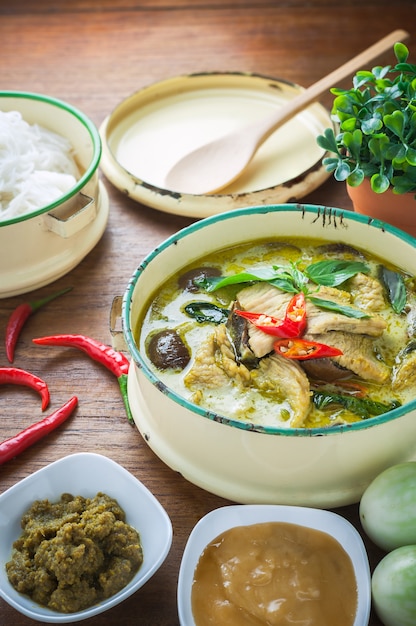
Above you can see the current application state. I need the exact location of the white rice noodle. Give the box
[0,110,80,221]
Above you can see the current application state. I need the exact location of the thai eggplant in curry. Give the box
[137,238,416,429]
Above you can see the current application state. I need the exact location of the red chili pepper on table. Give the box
[235,292,307,338]
[0,396,78,465]
[0,367,50,411]
[274,338,343,360]
[5,286,72,363]
[32,334,133,424]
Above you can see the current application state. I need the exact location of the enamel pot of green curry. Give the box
[122,204,416,508]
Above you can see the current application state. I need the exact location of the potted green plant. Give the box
[317,41,416,234]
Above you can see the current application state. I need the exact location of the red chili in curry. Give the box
[235,293,307,338]
[274,338,343,360]
[236,293,343,360]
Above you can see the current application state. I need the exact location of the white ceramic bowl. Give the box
[0,453,172,623]
[177,504,371,626]
[0,92,109,298]
[120,204,416,508]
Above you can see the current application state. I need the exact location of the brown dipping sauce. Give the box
[192,521,357,626]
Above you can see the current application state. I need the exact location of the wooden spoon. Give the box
[164,29,409,195]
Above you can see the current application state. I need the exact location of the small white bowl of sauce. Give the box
[177,504,371,626]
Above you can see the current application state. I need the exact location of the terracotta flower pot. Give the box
[347,178,416,237]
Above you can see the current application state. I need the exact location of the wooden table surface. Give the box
[1,2,415,624]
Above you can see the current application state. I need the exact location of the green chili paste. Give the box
[6,492,143,613]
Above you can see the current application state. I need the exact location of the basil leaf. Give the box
[378,266,407,314]
[305,260,369,286]
[312,391,400,419]
[184,301,230,324]
[195,268,282,292]
[288,263,310,292]
[308,296,370,318]
[269,276,299,293]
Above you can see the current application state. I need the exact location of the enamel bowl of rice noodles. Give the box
[120,204,416,508]
[0,92,108,298]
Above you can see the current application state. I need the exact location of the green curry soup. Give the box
[137,238,416,429]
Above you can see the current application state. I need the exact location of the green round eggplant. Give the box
[359,462,416,551]
[372,545,416,626]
